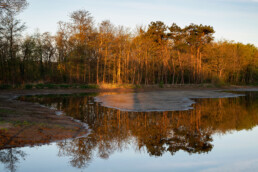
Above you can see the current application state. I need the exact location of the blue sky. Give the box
[19,0,258,46]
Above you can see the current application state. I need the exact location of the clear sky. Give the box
[18,0,258,46]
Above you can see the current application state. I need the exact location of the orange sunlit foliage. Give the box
[0,10,257,85]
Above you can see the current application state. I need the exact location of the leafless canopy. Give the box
[0,0,28,14]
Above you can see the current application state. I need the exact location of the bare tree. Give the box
[0,0,28,15]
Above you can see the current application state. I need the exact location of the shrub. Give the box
[0,84,12,89]
[159,81,164,88]
[80,84,99,89]
[25,84,33,89]
[35,84,45,89]
[45,84,58,89]
[133,84,142,89]
[212,76,226,87]
[59,84,71,88]
[14,85,22,89]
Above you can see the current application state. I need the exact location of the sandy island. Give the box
[95,90,247,112]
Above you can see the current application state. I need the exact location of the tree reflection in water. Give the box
[0,148,26,172]
[17,92,258,169]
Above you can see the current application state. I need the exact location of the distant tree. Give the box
[145,21,168,84]
[184,24,215,82]
[69,10,95,83]
[98,20,115,83]
[0,0,28,15]
[20,35,37,82]
[146,21,167,45]
[0,11,25,83]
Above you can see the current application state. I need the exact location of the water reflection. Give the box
[0,149,26,172]
[1,91,258,171]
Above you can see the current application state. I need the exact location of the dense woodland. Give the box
[0,0,257,86]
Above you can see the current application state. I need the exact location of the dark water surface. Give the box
[1,91,258,172]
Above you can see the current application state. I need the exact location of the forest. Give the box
[0,0,257,86]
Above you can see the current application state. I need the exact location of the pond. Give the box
[1,91,258,172]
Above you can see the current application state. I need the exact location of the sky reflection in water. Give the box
[0,91,258,172]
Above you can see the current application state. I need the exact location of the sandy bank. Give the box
[95,90,246,112]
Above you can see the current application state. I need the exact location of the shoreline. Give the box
[0,87,257,149]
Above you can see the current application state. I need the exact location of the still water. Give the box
[1,91,258,172]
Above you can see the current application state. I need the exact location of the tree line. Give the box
[0,1,257,85]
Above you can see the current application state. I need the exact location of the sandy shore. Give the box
[94,90,247,112]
